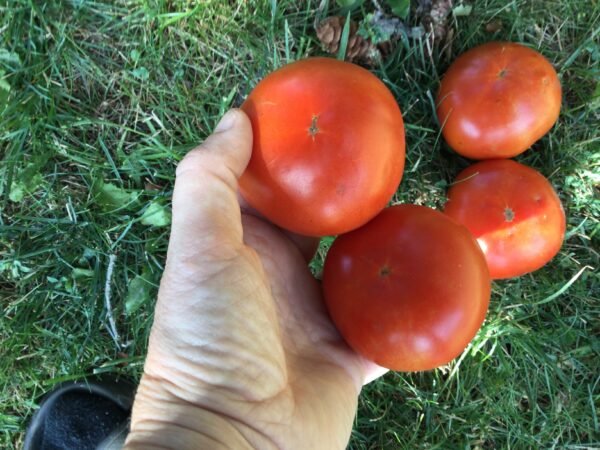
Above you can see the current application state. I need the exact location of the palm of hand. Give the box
[146,212,378,449]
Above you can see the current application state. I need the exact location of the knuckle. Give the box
[176,148,211,177]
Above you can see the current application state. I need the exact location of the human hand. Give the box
[124,109,386,450]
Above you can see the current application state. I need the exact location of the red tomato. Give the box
[239,58,405,237]
[322,205,491,371]
[437,42,561,159]
[444,159,566,279]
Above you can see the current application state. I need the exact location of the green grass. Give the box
[1,0,599,448]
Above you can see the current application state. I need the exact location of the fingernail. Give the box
[215,109,238,133]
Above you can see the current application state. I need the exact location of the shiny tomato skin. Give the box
[240,58,405,237]
[322,205,491,372]
[444,159,566,279]
[437,42,561,159]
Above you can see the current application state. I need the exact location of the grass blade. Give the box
[337,11,352,61]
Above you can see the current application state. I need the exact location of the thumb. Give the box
[168,109,253,263]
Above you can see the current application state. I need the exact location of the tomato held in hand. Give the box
[322,205,490,371]
[437,42,561,159]
[444,159,566,279]
[240,58,405,237]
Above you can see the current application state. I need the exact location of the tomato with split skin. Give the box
[444,159,566,279]
[323,204,491,372]
[437,42,562,160]
[239,57,405,237]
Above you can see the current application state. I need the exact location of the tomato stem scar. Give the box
[504,207,515,222]
[379,265,391,277]
[308,114,320,138]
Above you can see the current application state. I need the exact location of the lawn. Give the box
[1,0,599,448]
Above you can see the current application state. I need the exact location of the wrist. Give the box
[125,374,261,450]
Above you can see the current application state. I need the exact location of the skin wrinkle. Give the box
[166,220,244,261]
[135,434,231,449]
[137,373,289,450]
[141,369,249,412]
[134,418,221,441]
[177,142,246,180]
[150,314,288,402]
[160,257,263,304]
[177,350,284,401]
[128,421,253,450]
[151,255,290,403]
[124,445,172,450]
[137,378,279,448]
[161,254,242,289]
[152,331,283,393]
